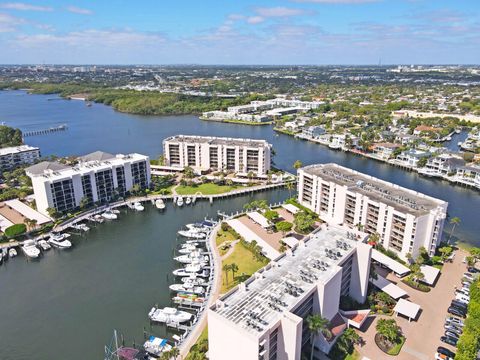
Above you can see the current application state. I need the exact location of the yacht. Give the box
[178,243,199,254]
[148,306,192,324]
[8,248,17,258]
[38,239,51,251]
[173,267,209,278]
[48,233,72,249]
[71,223,90,232]
[169,283,205,295]
[133,202,144,211]
[102,210,118,220]
[155,199,166,210]
[143,336,172,356]
[185,197,192,205]
[186,222,211,233]
[174,253,209,264]
[173,293,205,305]
[22,240,41,259]
[176,197,184,207]
[178,230,206,239]
[181,274,207,285]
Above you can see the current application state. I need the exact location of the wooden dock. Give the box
[22,124,67,137]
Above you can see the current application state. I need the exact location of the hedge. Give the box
[4,223,27,238]
[455,277,480,360]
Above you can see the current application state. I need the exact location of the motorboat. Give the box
[169,283,205,295]
[173,293,205,305]
[71,223,90,232]
[38,239,51,251]
[155,199,165,210]
[185,197,192,205]
[173,267,209,278]
[178,243,199,254]
[133,202,144,211]
[176,197,184,207]
[48,233,72,249]
[174,253,209,264]
[178,230,206,239]
[102,210,118,220]
[22,240,41,258]
[186,222,211,232]
[111,209,120,214]
[143,336,172,356]
[8,248,17,258]
[148,306,192,323]
[180,275,207,285]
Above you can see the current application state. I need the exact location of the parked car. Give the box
[467,267,479,273]
[451,300,468,310]
[463,273,475,281]
[456,288,470,296]
[455,294,470,304]
[444,325,462,335]
[462,281,471,288]
[445,330,460,339]
[440,336,458,347]
[448,306,466,318]
[437,346,456,358]
[446,316,464,327]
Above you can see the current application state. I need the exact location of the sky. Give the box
[0,0,479,65]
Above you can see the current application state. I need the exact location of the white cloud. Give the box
[254,6,309,17]
[0,12,25,32]
[0,2,53,11]
[292,0,379,3]
[247,16,264,24]
[65,6,93,15]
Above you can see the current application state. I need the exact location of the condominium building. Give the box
[208,226,371,360]
[26,151,150,216]
[163,135,272,176]
[0,145,40,171]
[297,163,448,259]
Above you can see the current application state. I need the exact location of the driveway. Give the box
[356,249,467,360]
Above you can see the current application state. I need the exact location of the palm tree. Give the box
[230,263,239,282]
[376,318,400,345]
[306,314,331,360]
[293,160,303,170]
[410,263,424,285]
[222,264,231,285]
[169,347,180,360]
[285,181,295,199]
[448,216,461,243]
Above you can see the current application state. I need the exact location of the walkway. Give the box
[221,240,239,261]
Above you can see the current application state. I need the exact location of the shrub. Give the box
[220,222,230,232]
[4,223,27,238]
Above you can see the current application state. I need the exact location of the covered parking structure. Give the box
[371,249,410,277]
[371,275,408,299]
[393,298,421,322]
[420,265,440,286]
[246,211,271,229]
[281,203,300,215]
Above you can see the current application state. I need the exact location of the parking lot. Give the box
[356,249,468,360]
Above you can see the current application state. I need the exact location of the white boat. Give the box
[185,197,192,205]
[178,230,206,239]
[8,248,17,258]
[48,233,72,249]
[169,283,205,295]
[133,202,144,211]
[111,209,120,214]
[148,306,192,323]
[178,244,199,254]
[181,275,207,285]
[143,335,172,356]
[155,199,166,210]
[456,129,461,134]
[102,210,118,220]
[22,240,40,258]
[173,267,209,278]
[186,223,210,233]
[176,197,184,207]
[174,253,209,264]
[71,223,90,232]
[38,239,51,251]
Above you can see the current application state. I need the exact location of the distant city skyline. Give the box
[0,0,479,65]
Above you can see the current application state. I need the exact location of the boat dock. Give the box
[22,124,67,137]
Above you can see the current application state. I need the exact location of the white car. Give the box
[435,352,454,360]
[455,294,470,304]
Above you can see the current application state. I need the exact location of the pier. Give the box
[22,124,67,137]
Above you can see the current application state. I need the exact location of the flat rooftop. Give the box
[26,151,148,179]
[302,163,446,216]
[0,145,39,156]
[211,226,362,336]
[164,135,271,148]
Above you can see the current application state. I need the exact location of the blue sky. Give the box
[0,0,479,64]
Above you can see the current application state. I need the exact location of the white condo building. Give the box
[208,226,371,360]
[163,135,272,176]
[0,145,40,171]
[297,163,448,260]
[26,151,150,216]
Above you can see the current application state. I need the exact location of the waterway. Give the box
[0,90,479,359]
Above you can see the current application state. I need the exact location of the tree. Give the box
[368,232,380,248]
[46,207,59,219]
[222,264,231,285]
[293,160,303,170]
[264,210,279,222]
[79,196,91,210]
[306,314,331,360]
[275,221,293,235]
[448,216,461,243]
[376,318,400,344]
[438,246,453,262]
[285,181,295,198]
[184,166,195,179]
[336,328,361,354]
[0,125,23,148]
[230,263,239,282]
[247,171,255,183]
[169,347,180,360]
[410,263,425,285]
[294,211,315,233]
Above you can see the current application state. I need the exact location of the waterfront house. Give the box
[454,165,480,190]
[395,149,431,168]
[423,153,466,177]
[372,143,401,160]
[302,126,326,139]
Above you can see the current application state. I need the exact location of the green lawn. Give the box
[216,229,237,247]
[387,336,406,356]
[185,327,208,360]
[221,243,268,293]
[345,350,361,360]
[176,183,240,195]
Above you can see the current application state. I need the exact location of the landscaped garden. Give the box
[176,182,241,195]
[374,318,405,356]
